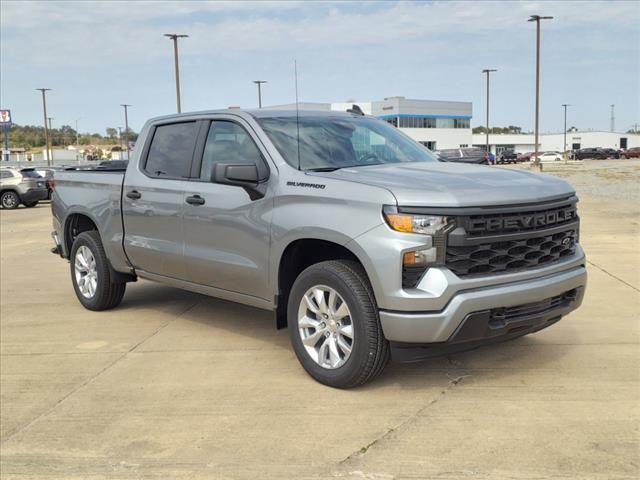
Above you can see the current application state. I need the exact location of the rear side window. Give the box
[0,170,14,179]
[145,122,198,178]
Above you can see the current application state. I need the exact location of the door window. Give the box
[144,122,198,179]
[200,121,263,181]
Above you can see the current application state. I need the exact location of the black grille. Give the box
[489,289,578,326]
[446,229,577,277]
[461,203,577,237]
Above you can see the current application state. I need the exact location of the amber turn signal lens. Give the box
[384,213,413,233]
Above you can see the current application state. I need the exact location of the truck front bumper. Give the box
[379,264,586,358]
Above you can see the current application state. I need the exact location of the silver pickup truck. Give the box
[51,108,586,388]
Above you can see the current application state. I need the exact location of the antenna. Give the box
[294,59,301,171]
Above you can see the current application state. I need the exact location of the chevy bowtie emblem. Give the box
[561,237,572,247]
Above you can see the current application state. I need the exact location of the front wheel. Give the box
[70,231,126,311]
[288,260,390,388]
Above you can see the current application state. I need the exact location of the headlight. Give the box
[383,206,453,279]
[383,206,449,235]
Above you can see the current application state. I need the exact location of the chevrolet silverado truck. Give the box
[51,109,587,388]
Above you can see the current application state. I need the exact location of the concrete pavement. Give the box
[1,162,638,479]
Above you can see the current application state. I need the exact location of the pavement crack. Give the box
[586,259,639,292]
[338,374,469,465]
[0,298,205,445]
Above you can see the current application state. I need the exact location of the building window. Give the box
[393,116,469,129]
[419,141,437,150]
[459,144,468,148]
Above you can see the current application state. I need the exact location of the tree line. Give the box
[5,124,138,150]
[472,126,524,134]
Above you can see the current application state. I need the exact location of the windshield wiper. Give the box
[306,167,344,172]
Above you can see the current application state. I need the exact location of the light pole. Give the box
[121,104,131,160]
[253,80,267,108]
[610,104,615,132]
[528,14,553,170]
[562,104,570,161]
[47,117,54,162]
[482,69,497,163]
[36,88,52,166]
[164,33,189,113]
[75,118,82,146]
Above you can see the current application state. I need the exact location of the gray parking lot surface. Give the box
[1,160,638,479]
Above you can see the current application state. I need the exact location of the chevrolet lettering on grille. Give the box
[467,206,576,234]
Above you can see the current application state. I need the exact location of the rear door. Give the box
[122,120,201,279]
[181,117,273,300]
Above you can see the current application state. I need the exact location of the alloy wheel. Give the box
[297,285,354,369]
[74,246,98,298]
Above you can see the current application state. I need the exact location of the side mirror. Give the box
[212,162,267,200]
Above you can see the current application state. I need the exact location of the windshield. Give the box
[258,115,438,170]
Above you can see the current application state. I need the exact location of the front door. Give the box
[122,121,199,279]
[182,119,272,300]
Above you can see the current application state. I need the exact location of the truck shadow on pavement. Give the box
[118,281,566,391]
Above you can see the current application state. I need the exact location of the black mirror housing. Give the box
[212,163,267,200]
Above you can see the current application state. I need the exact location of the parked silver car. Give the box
[0,167,49,209]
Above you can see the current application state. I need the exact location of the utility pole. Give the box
[36,88,52,166]
[528,15,553,170]
[482,69,497,163]
[47,117,54,162]
[610,104,615,132]
[121,104,131,160]
[253,80,267,108]
[75,118,82,146]
[562,104,570,162]
[164,33,189,113]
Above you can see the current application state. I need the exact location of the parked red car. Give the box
[619,147,640,159]
[517,152,534,162]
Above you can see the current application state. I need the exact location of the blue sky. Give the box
[1,1,638,134]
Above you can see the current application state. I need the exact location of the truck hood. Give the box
[308,162,575,207]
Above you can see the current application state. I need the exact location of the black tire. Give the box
[288,260,390,388]
[70,230,126,311]
[1,191,20,209]
[24,201,38,208]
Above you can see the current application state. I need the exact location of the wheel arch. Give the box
[274,236,376,329]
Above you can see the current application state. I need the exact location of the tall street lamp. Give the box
[48,117,55,162]
[121,104,131,160]
[562,104,570,161]
[164,33,189,113]
[36,88,52,166]
[75,118,82,146]
[482,69,497,163]
[253,80,267,108]
[528,14,553,170]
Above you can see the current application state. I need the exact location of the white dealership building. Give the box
[265,97,639,153]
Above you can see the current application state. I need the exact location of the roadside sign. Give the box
[0,109,11,125]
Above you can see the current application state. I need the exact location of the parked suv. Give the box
[497,150,518,164]
[0,167,49,209]
[573,148,607,160]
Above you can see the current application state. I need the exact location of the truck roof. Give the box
[145,108,361,124]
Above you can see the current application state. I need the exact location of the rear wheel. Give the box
[70,231,126,311]
[288,260,390,388]
[1,191,19,209]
